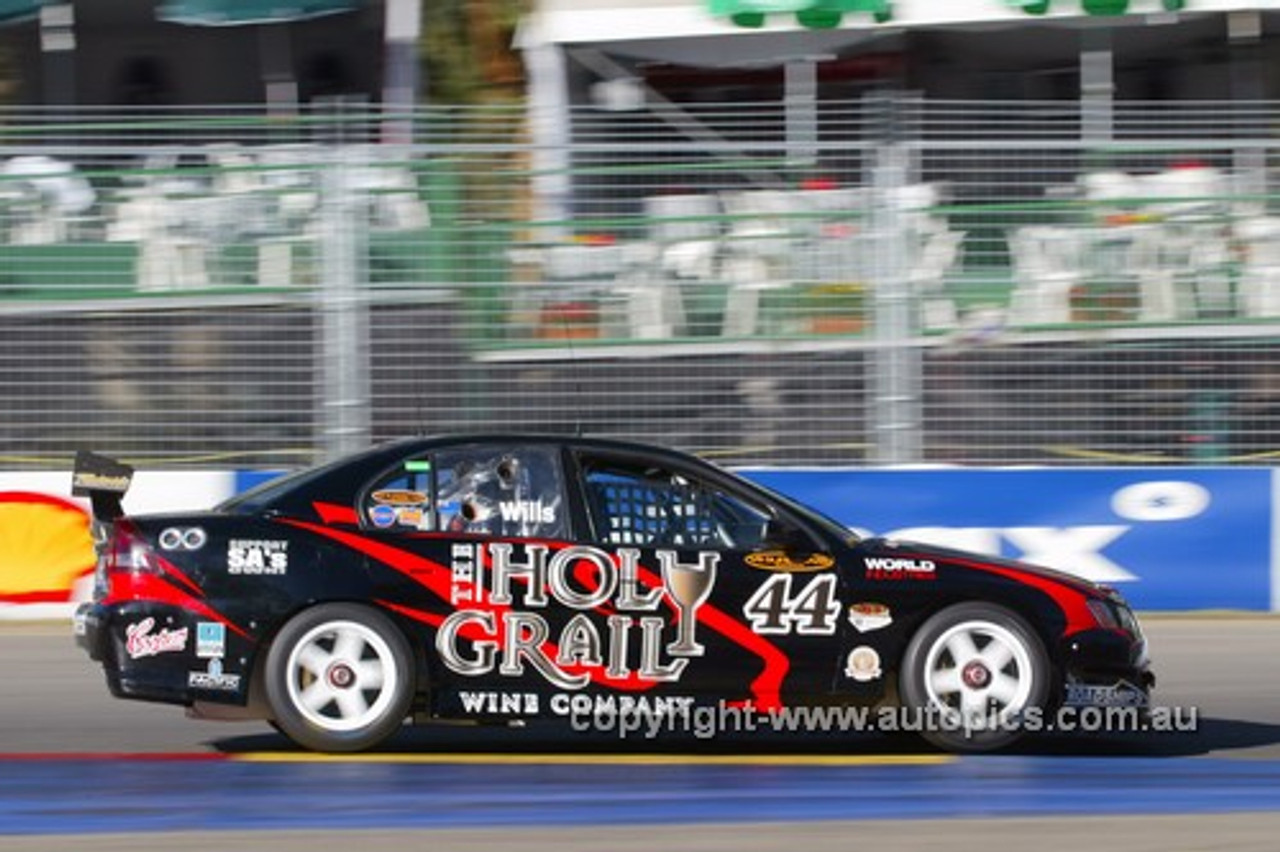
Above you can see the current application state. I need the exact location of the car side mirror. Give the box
[763,517,818,558]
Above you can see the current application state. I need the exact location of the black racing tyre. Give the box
[264,603,415,752]
[898,602,1050,753]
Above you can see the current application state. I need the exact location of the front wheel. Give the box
[898,602,1050,752]
[264,603,415,752]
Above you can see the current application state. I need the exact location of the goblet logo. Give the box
[660,552,718,657]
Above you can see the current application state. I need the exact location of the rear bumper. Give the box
[72,600,241,708]
[73,602,108,662]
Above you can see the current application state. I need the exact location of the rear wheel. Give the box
[899,602,1050,752]
[265,603,414,752]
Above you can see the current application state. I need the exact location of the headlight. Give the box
[1086,598,1120,630]
[1115,603,1143,638]
[1087,596,1143,637]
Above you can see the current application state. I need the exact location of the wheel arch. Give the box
[252,597,438,722]
[261,599,422,752]
[891,582,1071,685]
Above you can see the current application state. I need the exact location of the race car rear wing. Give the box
[71,450,133,523]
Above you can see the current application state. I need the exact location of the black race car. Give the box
[73,435,1152,752]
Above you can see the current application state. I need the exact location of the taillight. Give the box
[96,521,160,599]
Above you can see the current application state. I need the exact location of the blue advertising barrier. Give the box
[742,468,1274,612]
[235,470,279,496]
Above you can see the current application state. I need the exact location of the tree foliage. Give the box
[421,0,527,105]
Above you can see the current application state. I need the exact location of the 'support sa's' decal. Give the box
[280,520,791,709]
[226,539,288,575]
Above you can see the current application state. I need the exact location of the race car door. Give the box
[355,443,583,708]
[570,450,845,708]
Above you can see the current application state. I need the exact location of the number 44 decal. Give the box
[742,573,841,636]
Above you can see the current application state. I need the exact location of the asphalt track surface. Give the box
[1,616,1279,850]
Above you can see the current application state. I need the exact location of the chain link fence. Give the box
[0,98,1278,469]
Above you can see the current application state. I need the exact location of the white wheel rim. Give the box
[284,619,400,733]
[923,619,1035,728]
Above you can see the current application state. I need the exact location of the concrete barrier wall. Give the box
[2,467,1272,618]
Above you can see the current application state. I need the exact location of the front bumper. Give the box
[1058,626,1154,706]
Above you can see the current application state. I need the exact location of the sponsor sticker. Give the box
[227,539,289,575]
[70,472,131,495]
[397,507,424,528]
[188,658,241,691]
[125,618,189,659]
[372,489,427,506]
[404,460,432,473]
[369,504,397,529]
[845,646,882,682]
[1064,680,1148,708]
[196,621,225,658]
[744,550,835,573]
[864,556,936,581]
[848,602,893,633]
[159,527,207,551]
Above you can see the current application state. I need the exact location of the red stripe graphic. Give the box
[103,573,252,640]
[155,553,206,599]
[313,501,359,526]
[899,552,1098,637]
[0,752,229,762]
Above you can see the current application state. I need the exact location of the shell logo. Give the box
[0,491,95,604]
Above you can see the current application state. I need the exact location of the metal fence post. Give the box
[317,148,372,460]
[785,57,818,167]
[866,93,923,465]
[1081,28,1114,143]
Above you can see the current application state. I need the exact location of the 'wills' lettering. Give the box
[499,500,555,524]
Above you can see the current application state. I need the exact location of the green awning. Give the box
[1007,0,1186,14]
[157,0,361,27]
[709,0,892,28]
[0,0,45,26]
